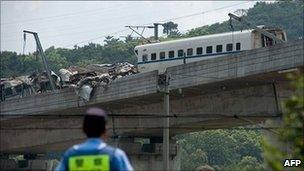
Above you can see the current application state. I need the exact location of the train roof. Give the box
[135,29,254,49]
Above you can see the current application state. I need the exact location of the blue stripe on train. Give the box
[137,50,242,65]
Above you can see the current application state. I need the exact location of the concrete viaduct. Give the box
[0,40,303,170]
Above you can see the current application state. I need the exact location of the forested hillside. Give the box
[177,129,265,170]
[1,1,303,77]
[184,1,303,40]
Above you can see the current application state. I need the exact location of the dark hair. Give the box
[83,115,106,138]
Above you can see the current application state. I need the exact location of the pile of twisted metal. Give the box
[0,62,138,101]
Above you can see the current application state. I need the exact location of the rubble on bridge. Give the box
[0,62,138,101]
[0,76,35,101]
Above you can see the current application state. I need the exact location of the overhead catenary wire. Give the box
[1,3,131,26]
[2,1,250,28]
[143,1,252,26]
[3,2,303,49]
[3,11,303,44]
[60,3,304,48]
[3,2,172,40]
[1,3,174,38]
[61,29,129,48]
[57,1,254,48]
[3,6,162,40]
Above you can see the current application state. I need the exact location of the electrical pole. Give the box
[163,72,170,171]
[157,72,170,170]
[153,23,164,41]
[154,23,159,41]
[23,30,56,91]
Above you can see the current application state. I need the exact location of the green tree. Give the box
[226,156,265,171]
[262,72,304,171]
[44,46,68,71]
[185,1,303,40]
[177,129,263,170]
[1,51,21,77]
[180,145,208,170]
[162,21,179,36]
[76,59,101,68]
[229,129,263,162]
[196,164,215,171]
[20,53,42,74]
[0,51,42,77]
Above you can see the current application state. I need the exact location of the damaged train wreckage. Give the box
[0,62,138,101]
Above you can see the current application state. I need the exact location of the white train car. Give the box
[135,28,286,73]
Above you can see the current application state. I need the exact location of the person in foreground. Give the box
[55,107,134,171]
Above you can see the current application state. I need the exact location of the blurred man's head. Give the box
[83,107,107,138]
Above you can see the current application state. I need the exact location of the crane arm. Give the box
[23,30,56,91]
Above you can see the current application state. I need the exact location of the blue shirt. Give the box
[55,138,134,171]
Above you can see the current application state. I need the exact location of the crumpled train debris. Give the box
[1,62,138,101]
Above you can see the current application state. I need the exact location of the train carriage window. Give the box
[187,48,193,56]
[206,46,213,54]
[216,45,223,53]
[169,51,174,58]
[226,44,233,51]
[151,53,157,61]
[178,49,184,57]
[134,50,138,55]
[196,47,203,55]
[142,54,148,62]
[236,43,241,51]
[159,52,165,59]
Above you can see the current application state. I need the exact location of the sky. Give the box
[1,1,258,54]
